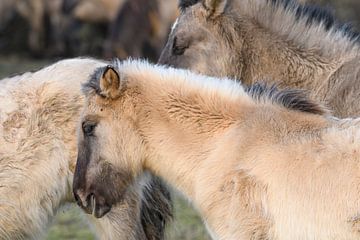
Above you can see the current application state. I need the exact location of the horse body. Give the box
[159,0,360,118]
[0,58,171,239]
[74,59,360,239]
[0,58,97,239]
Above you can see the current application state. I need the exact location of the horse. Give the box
[73,59,360,239]
[0,58,172,239]
[104,0,178,61]
[159,0,360,118]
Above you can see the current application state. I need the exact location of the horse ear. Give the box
[202,0,227,18]
[100,66,121,99]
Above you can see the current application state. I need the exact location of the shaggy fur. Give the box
[0,58,172,240]
[159,0,360,117]
[76,59,360,240]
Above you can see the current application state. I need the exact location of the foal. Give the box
[74,59,360,239]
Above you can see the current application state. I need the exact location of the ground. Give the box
[0,57,210,240]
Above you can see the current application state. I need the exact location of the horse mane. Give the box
[82,66,105,96]
[179,0,360,57]
[270,0,359,41]
[84,60,326,117]
[245,0,360,58]
[246,82,326,115]
[140,175,173,239]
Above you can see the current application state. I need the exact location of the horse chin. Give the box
[93,203,112,218]
[90,194,112,218]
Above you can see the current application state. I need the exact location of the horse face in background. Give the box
[159,0,238,78]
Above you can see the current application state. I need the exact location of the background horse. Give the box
[159,0,360,117]
[0,58,172,239]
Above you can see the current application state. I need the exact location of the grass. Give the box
[46,206,95,240]
[167,195,211,240]
[0,56,210,240]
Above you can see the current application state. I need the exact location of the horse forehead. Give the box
[85,95,103,110]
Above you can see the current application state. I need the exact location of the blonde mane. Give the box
[85,59,249,102]
[123,60,326,115]
[84,59,326,116]
[123,59,249,101]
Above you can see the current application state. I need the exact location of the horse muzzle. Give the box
[73,189,112,218]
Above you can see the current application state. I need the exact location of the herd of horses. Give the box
[0,0,177,59]
[1,0,360,239]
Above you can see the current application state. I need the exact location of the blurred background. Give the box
[0,0,359,63]
[0,0,178,62]
[0,0,359,239]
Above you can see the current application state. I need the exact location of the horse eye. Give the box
[82,122,96,136]
[172,36,188,56]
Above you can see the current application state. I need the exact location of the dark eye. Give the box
[172,36,188,56]
[82,122,96,136]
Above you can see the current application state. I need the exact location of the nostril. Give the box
[86,192,94,203]
[74,192,80,204]
[73,191,94,215]
[87,193,97,211]
[74,189,89,208]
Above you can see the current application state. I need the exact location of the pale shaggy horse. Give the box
[73,59,360,240]
[0,58,172,240]
[159,0,360,118]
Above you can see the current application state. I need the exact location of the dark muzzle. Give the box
[73,189,112,218]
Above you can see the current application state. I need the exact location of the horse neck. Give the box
[237,24,338,96]
[230,2,359,102]
[133,78,329,229]
[132,74,252,201]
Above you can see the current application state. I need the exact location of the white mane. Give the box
[115,59,252,103]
